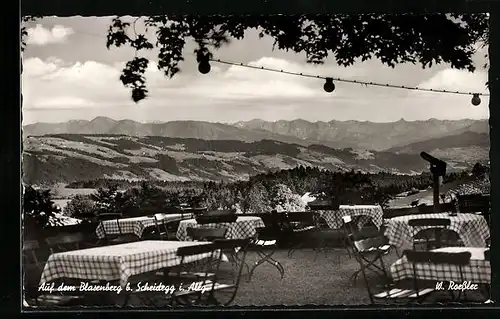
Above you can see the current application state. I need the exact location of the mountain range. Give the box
[24,117,489,151]
[22,117,490,184]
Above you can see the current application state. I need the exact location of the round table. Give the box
[176,216,265,241]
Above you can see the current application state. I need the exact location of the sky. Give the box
[21,16,491,125]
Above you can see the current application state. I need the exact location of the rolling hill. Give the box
[23,117,489,151]
[22,134,487,185]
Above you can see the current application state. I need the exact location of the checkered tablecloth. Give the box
[95,213,193,239]
[39,240,213,288]
[391,247,491,284]
[315,205,384,229]
[384,213,490,249]
[176,216,265,241]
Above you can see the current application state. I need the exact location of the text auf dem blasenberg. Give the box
[38,281,210,295]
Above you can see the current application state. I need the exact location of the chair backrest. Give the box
[213,238,250,251]
[383,207,420,219]
[416,203,455,214]
[258,212,281,228]
[404,250,472,266]
[45,233,86,245]
[97,213,123,221]
[351,235,388,252]
[408,218,451,250]
[283,211,316,224]
[307,199,340,211]
[204,210,236,217]
[146,214,168,237]
[45,233,86,253]
[97,213,124,237]
[484,249,490,261]
[408,218,451,228]
[176,242,217,257]
[187,227,228,241]
[342,215,360,236]
[402,250,471,300]
[253,212,284,240]
[195,214,237,224]
[457,194,490,213]
[23,240,40,251]
[77,221,101,235]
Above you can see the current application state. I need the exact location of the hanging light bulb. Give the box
[471,93,481,106]
[196,50,211,75]
[323,78,335,93]
[198,61,211,74]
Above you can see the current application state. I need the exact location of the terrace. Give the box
[23,195,491,307]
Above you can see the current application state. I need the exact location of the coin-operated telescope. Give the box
[420,152,447,213]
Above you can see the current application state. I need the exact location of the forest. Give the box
[56,166,473,221]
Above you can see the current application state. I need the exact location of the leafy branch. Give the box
[105,14,489,103]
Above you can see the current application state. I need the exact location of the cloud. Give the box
[26,24,74,46]
[416,68,489,94]
[22,56,490,125]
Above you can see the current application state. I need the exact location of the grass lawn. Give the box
[233,247,396,305]
[233,247,488,306]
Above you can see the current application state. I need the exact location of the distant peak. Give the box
[90,116,116,122]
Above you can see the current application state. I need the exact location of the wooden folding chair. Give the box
[408,218,455,251]
[163,239,251,307]
[23,240,85,307]
[283,211,318,257]
[348,233,392,285]
[141,214,169,240]
[207,238,251,306]
[405,250,472,302]
[310,214,351,261]
[359,250,434,304]
[342,215,389,259]
[248,212,285,282]
[186,227,228,241]
[457,194,490,227]
[170,242,223,306]
[45,233,86,254]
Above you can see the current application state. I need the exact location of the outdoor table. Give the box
[384,213,490,250]
[176,216,265,241]
[39,240,214,288]
[95,213,192,239]
[390,247,491,284]
[315,205,384,229]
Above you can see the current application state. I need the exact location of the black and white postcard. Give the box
[21,13,492,309]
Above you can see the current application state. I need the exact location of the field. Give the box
[49,184,97,211]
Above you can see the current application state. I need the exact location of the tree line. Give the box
[58,166,472,221]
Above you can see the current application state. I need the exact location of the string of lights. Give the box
[196,54,489,106]
[26,22,489,106]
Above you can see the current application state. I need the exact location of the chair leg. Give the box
[248,248,284,282]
